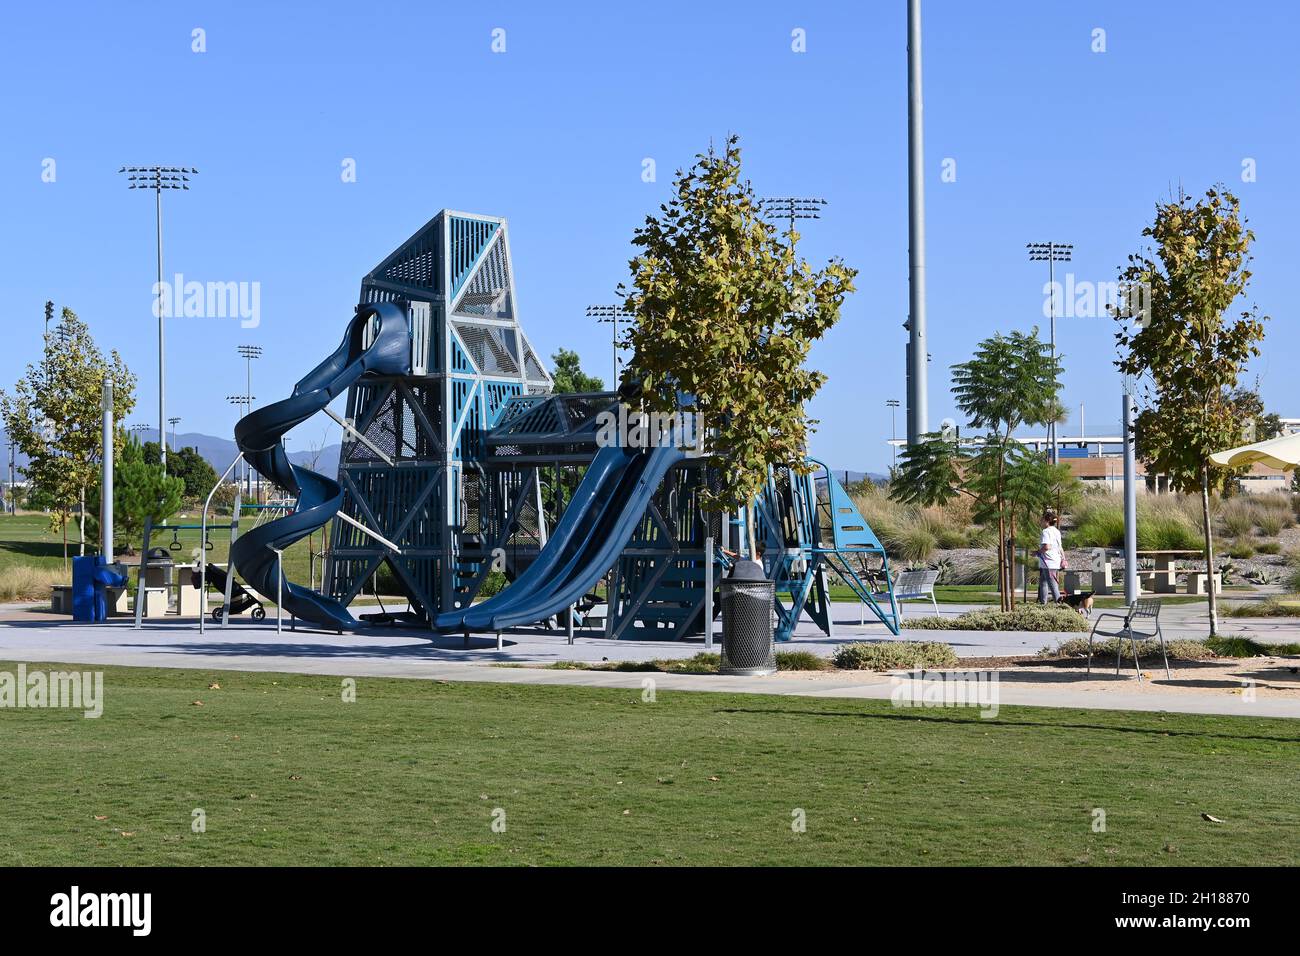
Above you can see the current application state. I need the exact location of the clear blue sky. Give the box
[2,0,1295,471]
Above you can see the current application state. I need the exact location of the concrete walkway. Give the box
[1,601,1298,719]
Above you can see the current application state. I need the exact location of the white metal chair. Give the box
[1086,598,1170,681]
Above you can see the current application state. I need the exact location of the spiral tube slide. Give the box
[229,303,410,630]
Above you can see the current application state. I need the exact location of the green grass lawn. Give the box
[826,581,1214,610]
[2,662,1297,866]
[0,513,320,585]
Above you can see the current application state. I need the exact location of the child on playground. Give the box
[1037,509,1064,604]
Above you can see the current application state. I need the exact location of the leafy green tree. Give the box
[622,135,856,552]
[1226,387,1282,443]
[1114,188,1267,635]
[114,435,184,549]
[891,330,1063,609]
[889,434,964,507]
[168,445,219,499]
[550,349,604,394]
[0,307,136,567]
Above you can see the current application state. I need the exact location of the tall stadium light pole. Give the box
[1027,241,1073,464]
[119,165,198,475]
[885,399,901,469]
[759,197,827,274]
[227,394,255,497]
[906,0,929,445]
[237,345,262,412]
[128,422,153,459]
[586,305,634,390]
[167,416,181,453]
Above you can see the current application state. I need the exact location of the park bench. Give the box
[1085,597,1170,681]
[49,584,73,614]
[134,586,170,619]
[1135,549,1205,594]
[881,568,940,618]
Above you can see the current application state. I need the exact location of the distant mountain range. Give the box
[164,432,341,480]
[826,469,889,486]
[1,429,340,481]
[2,426,882,489]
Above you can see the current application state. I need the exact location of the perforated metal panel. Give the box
[720,578,776,675]
[452,322,521,376]
[522,343,548,382]
[453,235,513,319]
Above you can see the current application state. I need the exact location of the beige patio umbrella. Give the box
[1209,431,1300,471]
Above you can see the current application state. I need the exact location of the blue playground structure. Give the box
[230,210,899,640]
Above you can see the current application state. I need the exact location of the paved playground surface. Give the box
[3,599,1299,719]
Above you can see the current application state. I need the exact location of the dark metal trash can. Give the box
[719,560,776,676]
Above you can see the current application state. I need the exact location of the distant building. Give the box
[887,431,1295,495]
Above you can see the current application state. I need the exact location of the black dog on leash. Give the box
[1058,590,1095,616]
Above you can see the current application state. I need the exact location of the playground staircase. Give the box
[609,557,707,639]
[447,536,496,610]
[810,466,900,635]
[606,480,710,640]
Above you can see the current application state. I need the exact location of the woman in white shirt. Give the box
[1037,509,1064,604]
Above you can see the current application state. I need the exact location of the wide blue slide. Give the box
[230,303,410,630]
[436,443,685,633]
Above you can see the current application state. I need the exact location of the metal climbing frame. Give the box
[752,459,900,640]
[323,211,552,620]
[301,210,897,639]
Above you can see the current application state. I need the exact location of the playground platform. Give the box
[2,601,1298,719]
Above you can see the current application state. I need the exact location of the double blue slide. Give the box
[435,443,684,634]
[230,303,410,630]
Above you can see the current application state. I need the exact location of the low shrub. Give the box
[933,526,972,551]
[832,641,959,671]
[885,525,938,563]
[1042,637,1214,661]
[944,554,1000,586]
[1226,540,1256,559]
[1223,597,1300,618]
[1255,513,1287,537]
[775,650,831,671]
[1256,540,1282,555]
[478,570,508,598]
[1219,501,1256,538]
[1138,516,1203,552]
[0,565,67,603]
[1204,634,1300,657]
[903,604,1090,632]
[1068,506,1125,548]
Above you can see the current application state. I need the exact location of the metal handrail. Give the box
[199,453,243,634]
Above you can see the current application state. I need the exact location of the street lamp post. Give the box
[167,416,181,453]
[1027,241,1073,464]
[119,165,197,475]
[585,305,634,390]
